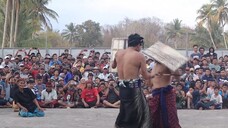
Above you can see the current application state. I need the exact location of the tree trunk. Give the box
[223,32,227,49]
[9,0,15,48]
[208,30,217,49]
[2,0,10,49]
[13,0,20,47]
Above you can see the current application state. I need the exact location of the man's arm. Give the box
[112,53,117,69]
[139,54,151,80]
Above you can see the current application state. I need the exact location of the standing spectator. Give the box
[190,45,201,60]
[199,47,205,58]
[14,78,45,117]
[81,81,100,108]
[206,47,217,59]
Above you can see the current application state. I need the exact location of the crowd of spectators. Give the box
[0,45,228,111]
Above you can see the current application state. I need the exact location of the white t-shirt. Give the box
[41,89,57,101]
[98,73,110,81]
[207,88,214,98]
[210,94,223,104]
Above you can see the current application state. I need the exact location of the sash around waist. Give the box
[118,78,141,88]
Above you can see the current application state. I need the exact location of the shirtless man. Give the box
[112,33,153,128]
[148,62,181,128]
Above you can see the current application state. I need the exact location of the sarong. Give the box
[115,79,152,128]
[148,85,181,128]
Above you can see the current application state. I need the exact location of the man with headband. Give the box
[112,33,153,128]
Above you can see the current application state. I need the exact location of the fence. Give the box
[1,48,228,58]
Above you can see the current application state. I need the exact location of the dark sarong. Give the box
[149,85,181,128]
[115,79,152,128]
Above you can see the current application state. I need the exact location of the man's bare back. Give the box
[112,48,150,80]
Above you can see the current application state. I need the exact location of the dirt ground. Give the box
[0,108,227,128]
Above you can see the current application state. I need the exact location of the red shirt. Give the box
[81,88,98,102]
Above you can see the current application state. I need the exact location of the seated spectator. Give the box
[102,80,120,108]
[14,78,45,117]
[200,58,209,71]
[207,79,216,98]
[192,80,207,109]
[50,69,60,87]
[186,87,194,109]
[217,69,228,88]
[49,53,62,66]
[40,82,58,108]
[27,78,35,94]
[0,84,12,107]
[74,88,83,108]
[209,87,223,109]
[175,84,186,109]
[202,68,214,82]
[77,78,86,90]
[209,58,221,72]
[58,80,77,108]
[81,80,100,108]
[219,83,228,108]
[98,67,110,81]
[56,84,70,108]
[34,75,46,102]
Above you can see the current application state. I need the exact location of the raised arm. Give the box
[139,54,151,80]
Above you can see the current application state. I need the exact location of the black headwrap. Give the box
[128,33,144,48]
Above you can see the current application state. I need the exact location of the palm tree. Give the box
[197,4,217,49]
[26,0,58,30]
[165,18,183,49]
[61,23,77,44]
[211,0,228,48]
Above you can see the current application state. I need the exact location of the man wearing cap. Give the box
[40,82,58,108]
[1,56,13,69]
[112,33,153,128]
[98,67,110,82]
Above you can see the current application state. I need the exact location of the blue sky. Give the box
[47,0,209,31]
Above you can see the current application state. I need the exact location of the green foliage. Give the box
[62,20,103,47]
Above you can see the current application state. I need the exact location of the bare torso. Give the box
[115,48,142,80]
[150,63,172,90]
